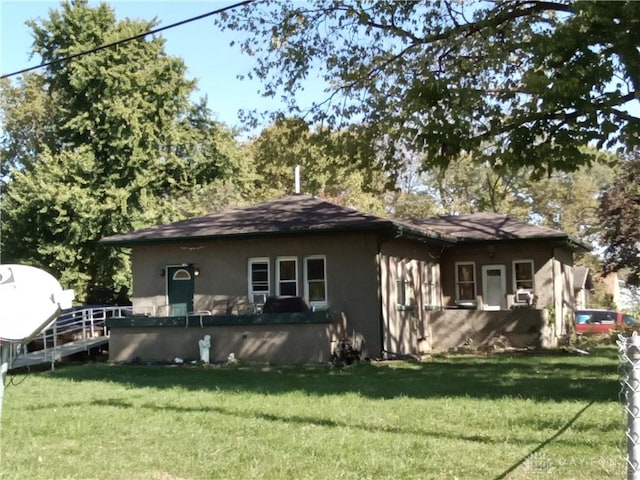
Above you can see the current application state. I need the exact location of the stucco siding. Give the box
[439,242,561,309]
[427,309,549,351]
[379,239,441,357]
[129,233,383,358]
[109,323,337,364]
[553,247,575,337]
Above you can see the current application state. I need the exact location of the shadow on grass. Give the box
[492,400,597,479]
[42,348,620,403]
[78,396,606,450]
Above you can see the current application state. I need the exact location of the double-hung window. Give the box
[277,257,298,296]
[396,261,407,306]
[304,256,327,307]
[248,258,269,304]
[513,260,534,291]
[455,262,476,301]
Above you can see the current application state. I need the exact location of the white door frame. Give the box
[482,265,507,310]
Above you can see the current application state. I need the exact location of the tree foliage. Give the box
[247,116,389,213]
[1,0,251,299]
[0,74,55,177]
[420,155,534,218]
[218,0,640,176]
[390,150,614,242]
[599,153,640,286]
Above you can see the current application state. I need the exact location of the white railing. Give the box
[19,306,132,366]
[41,306,131,343]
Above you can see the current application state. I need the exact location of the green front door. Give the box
[167,265,195,315]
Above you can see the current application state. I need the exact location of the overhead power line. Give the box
[0,0,256,79]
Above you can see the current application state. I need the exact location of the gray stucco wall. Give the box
[109,321,341,365]
[426,308,550,351]
[129,233,383,358]
[552,247,576,338]
[378,238,442,357]
[438,241,569,310]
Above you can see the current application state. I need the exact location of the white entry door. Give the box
[482,265,506,310]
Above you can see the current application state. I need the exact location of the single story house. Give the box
[101,195,589,364]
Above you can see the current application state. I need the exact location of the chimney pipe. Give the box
[294,165,301,194]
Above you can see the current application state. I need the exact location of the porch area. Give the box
[106,310,350,365]
[425,308,555,352]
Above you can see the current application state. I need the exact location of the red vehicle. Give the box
[574,309,639,334]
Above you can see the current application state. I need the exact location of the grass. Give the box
[0,347,626,479]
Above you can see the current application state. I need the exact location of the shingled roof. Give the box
[101,195,427,246]
[400,212,588,247]
[100,195,589,251]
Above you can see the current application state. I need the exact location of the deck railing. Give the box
[8,306,132,370]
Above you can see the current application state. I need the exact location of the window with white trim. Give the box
[513,260,534,291]
[304,256,327,306]
[396,260,407,306]
[455,262,476,301]
[430,263,441,308]
[277,257,298,296]
[248,258,270,304]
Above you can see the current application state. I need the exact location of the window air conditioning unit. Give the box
[252,293,267,305]
[514,289,535,306]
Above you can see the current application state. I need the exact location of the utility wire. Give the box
[0,0,256,79]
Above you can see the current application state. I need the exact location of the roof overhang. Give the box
[100,221,455,248]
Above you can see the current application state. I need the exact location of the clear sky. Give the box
[0,0,321,131]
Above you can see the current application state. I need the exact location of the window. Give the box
[624,314,640,326]
[248,258,269,304]
[251,255,326,305]
[430,264,441,308]
[172,269,191,280]
[396,261,407,306]
[305,256,327,306]
[277,257,298,296]
[513,260,534,291]
[455,262,476,301]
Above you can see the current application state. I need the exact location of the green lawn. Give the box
[0,347,626,479]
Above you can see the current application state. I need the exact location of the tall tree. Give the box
[599,153,640,286]
[0,74,55,177]
[419,154,533,217]
[0,1,250,299]
[389,150,615,249]
[527,159,615,240]
[218,1,640,176]
[248,116,388,213]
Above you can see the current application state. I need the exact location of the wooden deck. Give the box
[9,336,109,370]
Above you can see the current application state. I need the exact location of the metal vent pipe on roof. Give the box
[294,165,301,194]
